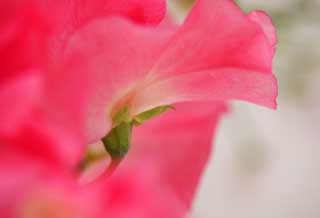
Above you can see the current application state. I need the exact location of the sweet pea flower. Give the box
[0,0,278,216]
[64,0,277,160]
[1,1,225,217]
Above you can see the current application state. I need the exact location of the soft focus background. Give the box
[169,0,320,217]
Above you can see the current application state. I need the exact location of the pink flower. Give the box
[64,0,278,144]
[0,0,277,216]
[0,1,197,217]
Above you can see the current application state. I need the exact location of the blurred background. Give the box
[169,0,320,217]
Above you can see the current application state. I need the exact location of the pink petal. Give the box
[148,0,277,109]
[0,1,53,75]
[129,102,227,208]
[44,0,166,63]
[0,2,86,168]
[0,157,186,218]
[98,164,187,218]
[2,92,86,169]
[45,0,166,46]
[248,10,277,55]
[134,68,277,113]
[0,74,42,137]
[65,17,174,143]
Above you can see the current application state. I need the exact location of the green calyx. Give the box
[132,105,173,126]
[102,105,173,160]
[102,121,132,159]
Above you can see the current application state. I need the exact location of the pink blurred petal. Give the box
[48,0,166,31]
[44,0,166,55]
[129,102,227,208]
[0,74,42,137]
[98,164,187,218]
[0,1,90,168]
[0,157,186,218]
[0,1,53,76]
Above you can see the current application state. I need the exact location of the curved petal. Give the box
[128,102,227,208]
[154,0,275,75]
[248,10,277,55]
[65,17,174,143]
[133,68,277,114]
[145,0,277,109]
